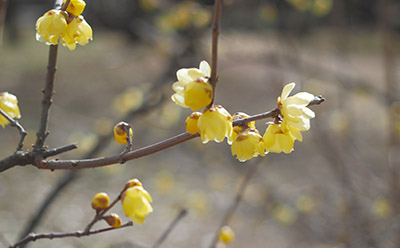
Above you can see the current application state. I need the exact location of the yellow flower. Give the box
[228,112,255,144]
[62,15,93,51]
[0,92,21,128]
[35,10,67,45]
[64,0,86,16]
[122,186,153,224]
[278,83,315,131]
[113,122,133,144]
[171,61,213,111]
[185,112,201,134]
[91,192,110,210]
[197,105,233,144]
[219,225,235,244]
[263,120,302,154]
[231,128,265,162]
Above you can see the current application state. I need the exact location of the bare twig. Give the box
[0,108,27,151]
[10,221,133,248]
[34,44,58,151]
[43,144,78,158]
[208,0,222,106]
[209,160,262,248]
[153,208,188,248]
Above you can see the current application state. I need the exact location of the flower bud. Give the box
[63,0,86,16]
[104,213,122,228]
[185,112,201,134]
[91,192,110,210]
[113,122,133,144]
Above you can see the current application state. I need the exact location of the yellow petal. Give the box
[281,82,295,101]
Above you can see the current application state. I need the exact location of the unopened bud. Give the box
[113,121,133,144]
[104,213,122,228]
[91,192,110,210]
[185,112,202,134]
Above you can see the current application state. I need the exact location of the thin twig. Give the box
[0,107,27,151]
[152,208,188,248]
[209,160,262,248]
[34,44,58,151]
[10,221,133,248]
[208,0,222,106]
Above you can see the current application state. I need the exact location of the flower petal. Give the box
[281,83,295,100]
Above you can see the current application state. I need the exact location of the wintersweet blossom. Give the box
[62,15,93,51]
[0,92,21,128]
[219,225,235,244]
[263,120,303,154]
[231,128,265,162]
[171,61,213,111]
[228,112,256,144]
[35,10,67,45]
[63,0,86,16]
[197,105,233,144]
[122,185,153,224]
[185,112,201,134]
[278,83,315,131]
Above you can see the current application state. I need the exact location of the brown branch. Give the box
[208,0,222,106]
[33,95,324,171]
[209,160,262,248]
[34,44,58,151]
[9,221,133,248]
[0,108,27,151]
[42,132,198,170]
[152,208,188,248]
[43,144,78,158]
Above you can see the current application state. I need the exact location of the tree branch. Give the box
[152,208,187,248]
[0,108,27,151]
[209,0,222,106]
[34,44,58,151]
[209,160,262,248]
[9,221,133,248]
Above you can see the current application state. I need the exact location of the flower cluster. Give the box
[171,62,317,162]
[0,92,21,128]
[35,0,92,51]
[90,179,153,228]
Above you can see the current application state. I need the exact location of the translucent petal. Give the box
[171,94,188,108]
[172,81,185,92]
[281,83,295,101]
[187,68,205,80]
[199,60,211,77]
[176,69,191,83]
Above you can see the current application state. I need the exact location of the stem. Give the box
[209,160,261,248]
[10,222,133,248]
[0,108,27,151]
[34,45,59,151]
[208,0,222,106]
[153,209,187,248]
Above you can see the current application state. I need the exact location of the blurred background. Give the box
[0,0,400,247]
